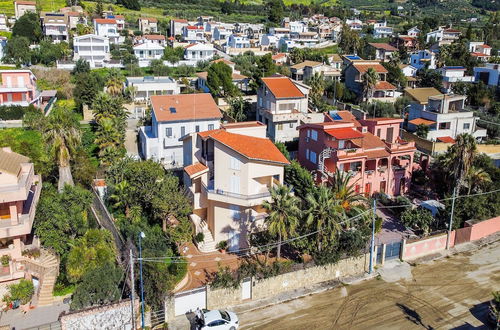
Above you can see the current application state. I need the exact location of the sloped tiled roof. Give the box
[369,43,397,51]
[408,118,436,126]
[261,76,304,99]
[151,94,222,122]
[437,136,455,143]
[0,149,30,176]
[375,81,396,90]
[290,60,322,70]
[184,162,208,177]
[199,130,289,165]
[325,127,364,140]
[95,18,116,24]
[352,63,388,74]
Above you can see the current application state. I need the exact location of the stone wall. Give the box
[206,254,369,311]
[60,299,139,330]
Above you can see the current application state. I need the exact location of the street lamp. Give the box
[139,232,146,329]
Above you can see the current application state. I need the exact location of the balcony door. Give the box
[230,175,240,194]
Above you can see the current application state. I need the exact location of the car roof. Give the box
[203,310,222,323]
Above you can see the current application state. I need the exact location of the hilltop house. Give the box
[125,76,180,103]
[14,1,36,19]
[94,18,121,44]
[297,112,416,196]
[405,88,487,142]
[133,42,164,67]
[0,147,42,283]
[290,60,341,82]
[183,43,215,64]
[139,93,222,167]
[138,17,158,34]
[183,25,205,43]
[73,34,111,68]
[468,41,492,62]
[409,50,437,70]
[344,61,397,102]
[40,12,69,43]
[0,70,39,107]
[369,43,397,62]
[182,122,289,251]
[170,19,188,37]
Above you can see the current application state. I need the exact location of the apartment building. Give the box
[257,75,325,142]
[405,87,487,142]
[125,76,180,103]
[182,122,289,251]
[14,1,36,19]
[73,34,110,68]
[344,61,397,102]
[139,93,222,167]
[40,12,69,43]
[0,70,39,106]
[94,18,120,44]
[138,17,158,34]
[0,148,42,283]
[297,112,416,196]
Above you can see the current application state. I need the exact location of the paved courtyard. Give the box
[239,240,500,329]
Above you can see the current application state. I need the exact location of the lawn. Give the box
[0,0,68,16]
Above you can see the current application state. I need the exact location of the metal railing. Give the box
[202,182,271,200]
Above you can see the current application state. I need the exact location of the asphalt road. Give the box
[239,240,500,329]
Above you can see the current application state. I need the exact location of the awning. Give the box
[408,118,436,126]
[325,128,364,140]
[437,136,455,143]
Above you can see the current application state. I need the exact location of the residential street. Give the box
[239,240,500,329]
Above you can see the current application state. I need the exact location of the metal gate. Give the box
[385,241,402,260]
[174,286,207,316]
[376,245,383,264]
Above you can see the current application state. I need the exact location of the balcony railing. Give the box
[202,182,272,201]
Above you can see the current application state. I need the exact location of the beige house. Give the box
[0,148,41,282]
[14,1,36,19]
[182,122,290,252]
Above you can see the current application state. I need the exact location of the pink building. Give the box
[0,70,39,107]
[0,147,42,282]
[297,112,416,196]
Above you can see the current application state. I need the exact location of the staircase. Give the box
[197,221,217,253]
[22,249,59,307]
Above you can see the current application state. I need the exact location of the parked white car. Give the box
[198,309,239,330]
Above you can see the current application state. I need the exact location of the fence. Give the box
[401,215,500,261]
[164,253,369,322]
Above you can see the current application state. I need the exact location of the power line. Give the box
[477,118,500,126]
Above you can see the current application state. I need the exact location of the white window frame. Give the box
[230,156,240,170]
[165,127,172,137]
[311,130,318,141]
[310,151,317,164]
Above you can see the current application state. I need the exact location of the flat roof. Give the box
[127,76,175,84]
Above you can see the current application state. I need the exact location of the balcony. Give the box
[202,181,273,207]
[0,167,35,202]
[0,179,41,239]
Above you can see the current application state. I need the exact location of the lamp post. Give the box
[139,232,146,329]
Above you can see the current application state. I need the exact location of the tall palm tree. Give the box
[329,171,365,216]
[262,185,301,259]
[307,72,326,109]
[466,166,491,194]
[109,180,133,217]
[444,133,478,190]
[94,116,125,167]
[362,68,379,102]
[106,76,124,96]
[44,107,81,192]
[305,185,344,253]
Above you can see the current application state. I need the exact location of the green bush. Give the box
[194,232,205,243]
[0,104,35,120]
[0,255,11,267]
[216,240,228,251]
[4,279,34,304]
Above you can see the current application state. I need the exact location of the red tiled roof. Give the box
[364,149,390,159]
[355,132,387,150]
[261,76,304,99]
[353,63,388,74]
[144,34,165,40]
[375,81,396,90]
[272,53,286,60]
[114,15,124,19]
[437,136,455,143]
[184,162,208,177]
[481,44,491,48]
[151,93,222,122]
[95,18,116,24]
[186,25,203,30]
[369,43,397,51]
[335,111,361,126]
[471,52,489,57]
[409,118,436,126]
[15,1,36,5]
[200,130,290,165]
[399,36,416,41]
[325,127,364,140]
[173,19,188,23]
[222,121,265,129]
[140,17,158,23]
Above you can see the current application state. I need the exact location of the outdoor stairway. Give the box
[198,221,217,253]
[22,249,60,307]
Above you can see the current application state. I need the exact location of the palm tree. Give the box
[106,76,124,96]
[307,72,326,110]
[329,171,365,213]
[44,107,81,192]
[466,166,491,194]
[305,185,344,253]
[362,68,379,102]
[94,116,125,166]
[262,185,301,259]
[109,180,132,217]
[445,133,478,190]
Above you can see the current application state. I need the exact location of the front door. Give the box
[380,181,386,194]
[398,178,405,195]
[365,183,371,197]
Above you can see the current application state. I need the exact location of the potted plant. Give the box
[1,255,11,268]
[216,240,228,253]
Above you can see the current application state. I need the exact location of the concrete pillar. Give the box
[12,238,22,259]
[381,244,387,265]
[401,239,407,260]
[373,246,378,266]
[9,203,18,225]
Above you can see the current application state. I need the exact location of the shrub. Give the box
[0,105,34,120]
[209,265,239,289]
[4,279,34,304]
[21,248,41,259]
[194,232,205,243]
[216,240,228,251]
[0,255,11,266]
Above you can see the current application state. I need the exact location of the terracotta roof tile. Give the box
[375,81,396,90]
[437,136,455,143]
[261,76,304,99]
[409,118,436,126]
[200,130,289,165]
[325,127,364,140]
[369,43,397,51]
[95,18,116,24]
[140,17,158,23]
[144,34,165,40]
[364,149,390,159]
[184,162,208,177]
[151,94,222,122]
[357,132,387,149]
[353,63,388,74]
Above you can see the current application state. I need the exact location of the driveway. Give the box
[238,239,500,329]
[0,300,69,329]
[376,206,415,245]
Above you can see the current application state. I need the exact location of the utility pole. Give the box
[139,232,146,329]
[446,186,457,249]
[369,199,376,274]
[129,249,136,330]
